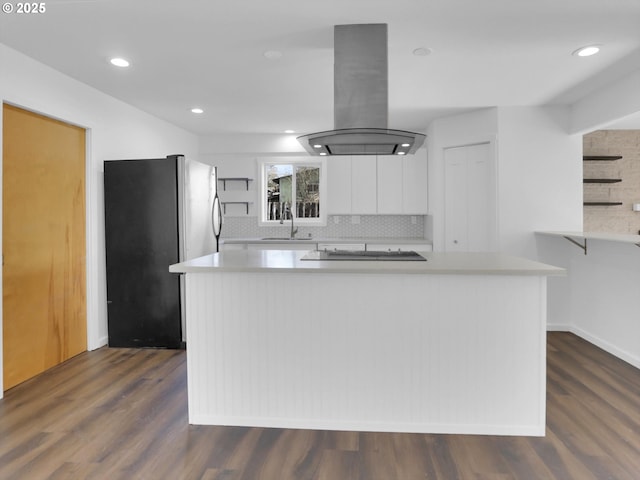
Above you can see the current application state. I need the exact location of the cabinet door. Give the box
[351,155,377,214]
[326,157,352,214]
[402,154,428,214]
[317,243,366,251]
[377,155,403,214]
[367,243,432,252]
[220,243,246,251]
[246,243,317,250]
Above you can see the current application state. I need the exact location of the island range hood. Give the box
[297,24,426,156]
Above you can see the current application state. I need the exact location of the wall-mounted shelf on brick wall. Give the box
[583,155,623,206]
[583,202,623,206]
[583,155,623,161]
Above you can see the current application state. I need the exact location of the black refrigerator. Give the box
[104,154,216,348]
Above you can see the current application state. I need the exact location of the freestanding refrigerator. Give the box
[104,154,217,348]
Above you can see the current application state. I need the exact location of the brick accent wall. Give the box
[583,130,640,234]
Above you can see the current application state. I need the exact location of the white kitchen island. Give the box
[170,249,564,436]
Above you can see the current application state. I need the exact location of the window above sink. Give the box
[258,158,327,227]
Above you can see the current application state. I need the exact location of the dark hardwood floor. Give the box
[1,332,639,479]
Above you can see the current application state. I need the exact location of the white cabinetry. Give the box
[326,157,352,214]
[376,156,403,214]
[317,242,366,251]
[220,243,246,251]
[367,243,432,252]
[377,154,428,214]
[327,153,428,215]
[402,154,428,214]
[245,243,316,251]
[351,155,377,214]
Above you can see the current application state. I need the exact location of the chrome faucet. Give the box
[280,203,298,239]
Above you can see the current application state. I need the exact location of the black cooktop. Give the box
[302,250,427,261]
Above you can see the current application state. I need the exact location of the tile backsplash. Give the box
[221,215,427,239]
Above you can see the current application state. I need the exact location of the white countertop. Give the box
[221,237,433,245]
[536,231,640,245]
[170,249,565,276]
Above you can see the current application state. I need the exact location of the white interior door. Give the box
[444,147,468,251]
[444,142,495,252]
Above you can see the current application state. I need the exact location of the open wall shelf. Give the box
[221,201,252,214]
[583,154,623,207]
[583,155,623,161]
[218,177,253,190]
[583,202,623,206]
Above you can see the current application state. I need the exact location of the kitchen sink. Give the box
[260,237,314,241]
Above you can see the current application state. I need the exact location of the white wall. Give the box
[0,44,199,396]
[570,68,640,134]
[428,106,582,258]
[496,107,583,257]
[537,235,640,369]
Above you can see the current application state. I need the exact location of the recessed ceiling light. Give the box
[319,152,327,156]
[397,151,406,155]
[191,108,204,114]
[401,143,411,147]
[412,47,432,57]
[284,129,295,134]
[110,57,130,67]
[313,144,322,149]
[572,45,601,57]
[264,50,283,59]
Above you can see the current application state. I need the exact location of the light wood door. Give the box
[3,103,87,391]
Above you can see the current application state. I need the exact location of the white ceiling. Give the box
[2,0,640,136]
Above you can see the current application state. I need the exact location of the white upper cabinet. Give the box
[377,154,428,214]
[351,155,378,214]
[377,155,403,214]
[402,153,428,214]
[326,157,352,214]
[326,152,427,215]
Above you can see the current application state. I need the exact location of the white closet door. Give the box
[444,147,469,251]
[444,142,495,252]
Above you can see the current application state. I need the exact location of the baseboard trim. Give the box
[188,414,544,437]
[89,335,109,351]
[569,326,640,370]
[546,324,571,332]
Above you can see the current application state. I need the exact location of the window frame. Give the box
[258,157,327,227]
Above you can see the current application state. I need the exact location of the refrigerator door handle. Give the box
[212,167,223,252]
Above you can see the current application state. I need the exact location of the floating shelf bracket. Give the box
[218,177,253,190]
[563,236,587,255]
[221,201,252,214]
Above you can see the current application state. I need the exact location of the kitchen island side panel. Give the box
[185,272,546,436]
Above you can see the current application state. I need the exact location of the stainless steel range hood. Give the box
[297,24,426,156]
